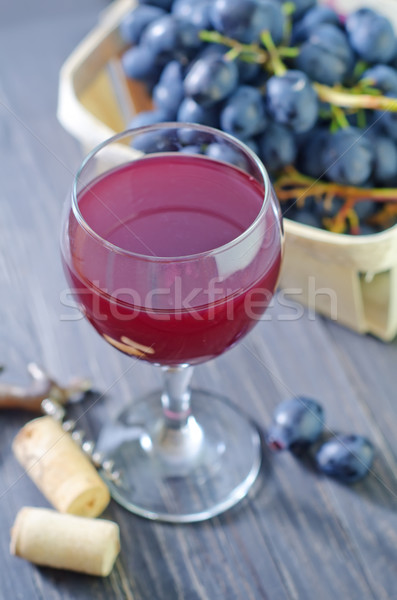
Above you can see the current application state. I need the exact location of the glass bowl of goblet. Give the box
[60,123,283,522]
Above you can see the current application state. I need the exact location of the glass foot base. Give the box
[96,389,262,523]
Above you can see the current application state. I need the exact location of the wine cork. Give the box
[10,507,120,576]
[12,416,110,517]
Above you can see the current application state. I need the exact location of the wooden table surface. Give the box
[1,1,397,598]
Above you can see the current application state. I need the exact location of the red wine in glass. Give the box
[64,154,282,366]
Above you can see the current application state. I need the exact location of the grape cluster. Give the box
[119,0,397,235]
[266,396,375,483]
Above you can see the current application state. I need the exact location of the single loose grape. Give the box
[316,435,374,483]
[266,396,325,452]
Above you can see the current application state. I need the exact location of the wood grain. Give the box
[0,2,396,599]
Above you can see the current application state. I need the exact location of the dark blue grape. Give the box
[322,127,374,186]
[210,0,256,43]
[267,396,325,452]
[178,127,214,146]
[345,8,396,64]
[153,61,184,118]
[184,44,227,79]
[220,86,267,140]
[314,195,344,220]
[298,195,316,212]
[205,142,249,170]
[179,143,203,154]
[291,5,340,44]
[131,128,180,153]
[316,434,374,483]
[357,224,378,235]
[353,199,377,221]
[177,97,219,127]
[266,70,318,133]
[193,43,228,61]
[251,0,285,46]
[361,65,397,95]
[376,93,397,141]
[296,24,354,86]
[138,0,173,10]
[297,127,328,178]
[292,209,322,228]
[243,137,259,155]
[281,199,299,219]
[128,109,170,129]
[285,198,316,219]
[389,47,397,70]
[236,58,261,84]
[184,44,228,79]
[258,122,297,172]
[175,18,203,51]
[280,0,316,21]
[121,45,160,81]
[119,5,166,45]
[158,59,184,86]
[210,0,284,45]
[172,0,212,30]
[368,134,397,185]
[140,14,179,55]
[364,109,387,137]
[184,54,238,106]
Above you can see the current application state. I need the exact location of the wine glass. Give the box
[61,123,283,522]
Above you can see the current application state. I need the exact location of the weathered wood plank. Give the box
[0,1,396,599]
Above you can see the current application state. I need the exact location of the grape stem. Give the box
[323,200,359,234]
[278,47,300,58]
[330,105,350,131]
[275,167,397,202]
[260,30,286,76]
[199,29,295,72]
[314,83,397,112]
[275,168,397,232]
[369,203,397,227]
[281,2,296,17]
[199,30,268,64]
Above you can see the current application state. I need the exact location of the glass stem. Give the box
[158,366,203,466]
[161,365,194,429]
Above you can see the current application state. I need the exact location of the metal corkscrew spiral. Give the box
[41,397,122,485]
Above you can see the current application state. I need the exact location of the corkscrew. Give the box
[1,363,121,484]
